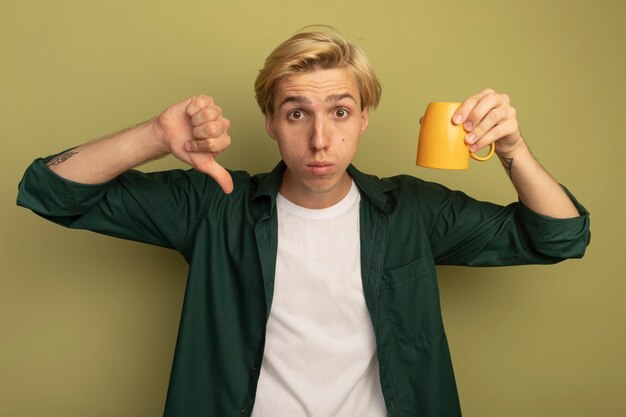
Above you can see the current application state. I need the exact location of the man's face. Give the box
[265,68,369,209]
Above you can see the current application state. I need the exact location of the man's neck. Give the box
[278,170,352,209]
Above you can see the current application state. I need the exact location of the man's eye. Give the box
[288,110,305,120]
[333,108,349,118]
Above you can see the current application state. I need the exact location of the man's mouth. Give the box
[307,162,333,175]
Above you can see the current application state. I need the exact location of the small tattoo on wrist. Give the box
[46,151,79,166]
[502,157,514,178]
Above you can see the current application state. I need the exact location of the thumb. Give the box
[193,156,234,194]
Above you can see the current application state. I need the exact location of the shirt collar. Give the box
[251,161,397,212]
[347,164,397,211]
[250,161,286,209]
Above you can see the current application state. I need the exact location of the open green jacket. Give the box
[17,157,590,417]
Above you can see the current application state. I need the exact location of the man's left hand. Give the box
[453,89,523,158]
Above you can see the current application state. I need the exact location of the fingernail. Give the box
[184,142,192,152]
[453,113,462,124]
[467,133,476,143]
[463,121,473,131]
[469,144,477,152]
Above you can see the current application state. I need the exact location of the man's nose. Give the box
[310,117,330,151]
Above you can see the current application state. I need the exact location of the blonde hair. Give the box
[254,30,382,115]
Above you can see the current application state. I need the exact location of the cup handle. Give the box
[470,142,495,161]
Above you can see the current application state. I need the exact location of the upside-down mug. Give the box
[416,102,495,170]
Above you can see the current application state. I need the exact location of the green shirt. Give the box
[17,157,590,417]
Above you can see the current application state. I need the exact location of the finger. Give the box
[185,134,231,153]
[192,118,229,140]
[191,155,234,194]
[190,105,223,127]
[192,116,230,141]
[462,92,501,131]
[469,119,517,152]
[453,88,496,125]
[465,106,514,144]
[465,92,510,131]
[186,95,215,117]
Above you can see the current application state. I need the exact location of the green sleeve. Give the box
[16,155,216,253]
[414,179,591,266]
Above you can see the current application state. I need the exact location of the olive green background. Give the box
[1,0,623,416]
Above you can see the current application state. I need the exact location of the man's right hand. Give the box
[45,95,234,193]
[154,95,234,194]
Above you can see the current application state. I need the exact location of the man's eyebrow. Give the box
[278,93,358,109]
[325,93,357,103]
[278,96,311,109]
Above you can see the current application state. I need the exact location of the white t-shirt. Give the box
[252,181,387,417]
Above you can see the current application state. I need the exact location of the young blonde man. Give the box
[18,31,590,417]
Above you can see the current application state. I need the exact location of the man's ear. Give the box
[265,113,276,140]
[360,107,370,136]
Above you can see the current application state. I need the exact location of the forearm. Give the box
[47,118,168,184]
[499,140,579,219]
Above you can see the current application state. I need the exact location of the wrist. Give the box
[147,117,172,157]
[496,137,529,160]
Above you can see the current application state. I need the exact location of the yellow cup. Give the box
[416,102,495,170]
